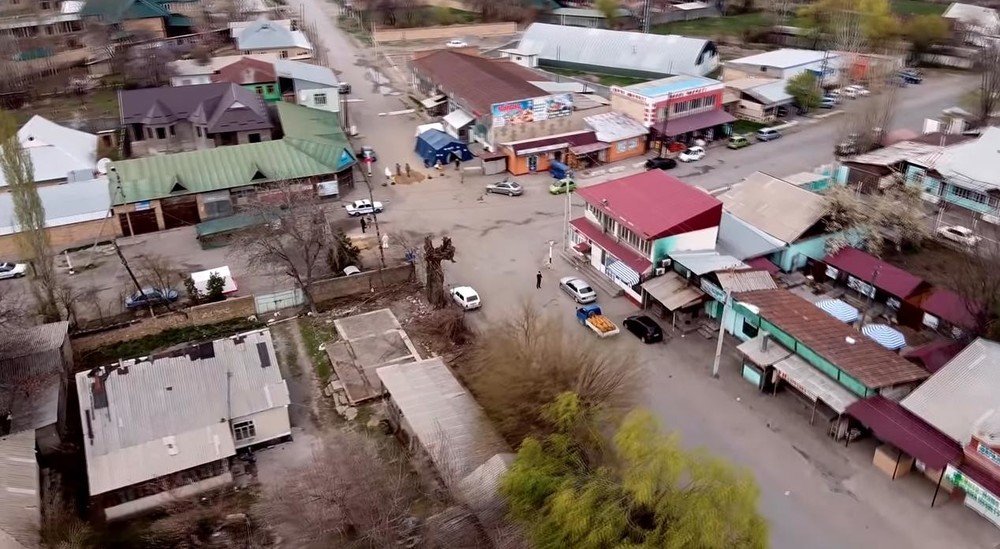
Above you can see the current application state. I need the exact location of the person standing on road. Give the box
[405,163,411,177]
[536,270,542,289]
[360,217,367,233]
[454,157,460,171]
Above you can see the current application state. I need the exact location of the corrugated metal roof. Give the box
[0,321,68,361]
[918,127,1000,190]
[774,354,859,413]
[377,358,509,480]
[411,51,548,114]
[823,248,926,299]
[273,59,338,87]
[519,23,718,77]
[2,115,97,186]
[849,140,950,167]
[846,396,962,470]
[728,48,834,69]
[670,250,746,276]
[550,6,629,17]
[0,178,110,236]
[584,111,648,142]
[901,338,1000,445]
[235,20,312,51]
[719,171,826,243]
[76,329,290,496]
[119,83,272,134]
[640,271,705,310]
[943,2,1000,30]
[169,54,279,77]
[716,270,777,292]
[214,57,276,84]
[742,80,793,105]
[0,431,39,549]
[717,211,786,260]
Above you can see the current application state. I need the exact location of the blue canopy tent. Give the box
[415,129,473,167]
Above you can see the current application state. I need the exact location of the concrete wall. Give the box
[610,95,646,126]
[311,264,413,303]
[171,74,214,86]
[232,406,292,449]
[243,47,312,60]
[0,217,117,259]
[373,22,517,43]
[123,18,167,39]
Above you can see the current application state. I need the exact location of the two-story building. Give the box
[213,56,279,102]
[0,0,86,56]
[569,170,723,303]
[119,82,275,157]
[274,59,340,113]
[611,75,735,152]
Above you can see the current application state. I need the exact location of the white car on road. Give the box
[445,39,468,48]
[559,276,597,304]
[679,146,706,162]
[450,286,481,310]
[345,199,384,217]
[844,85,870,98]
[0,262,26,280]
[937,225,982,246]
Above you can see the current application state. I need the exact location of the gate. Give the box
[254,288,305,314]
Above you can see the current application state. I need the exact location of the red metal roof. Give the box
[846,396,963,470]
[736,289,930,388]
[824,248,926,298]
[921,288,980,329]
[576,170,722,240]
[570,218,652,274]
[903,339,967,374]
[508,131,596,154]
[652,109,736,137]
[746,256,781,275]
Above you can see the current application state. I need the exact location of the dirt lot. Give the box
[885,240,972,289]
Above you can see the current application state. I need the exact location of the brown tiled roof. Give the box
[213,57,276,85]
[411,51,549,115]
[735,289,929,389]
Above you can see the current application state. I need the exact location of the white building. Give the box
[274,59,340,113]
[231,18,313,60]
[723,49,840,82]
[1,115,97,186]
[76,329,291,521]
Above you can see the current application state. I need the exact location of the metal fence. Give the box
[255,288,305,314]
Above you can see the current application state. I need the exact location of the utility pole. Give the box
[711,289,732,378]
[110,168,135,237]
[859,265,880,329]
[358,167,387,284]
[642,0,652,34]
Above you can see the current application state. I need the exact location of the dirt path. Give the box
[269,319,323,431]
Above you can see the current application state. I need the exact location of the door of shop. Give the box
[527,155,538,172]
[118,210,159,236]
[160,196,201,229]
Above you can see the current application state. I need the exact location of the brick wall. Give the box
[0,218,119,260]
[311,265,413,303]
[373,22,517,43]
[72,296,256,352]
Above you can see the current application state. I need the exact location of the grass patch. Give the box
[891,0,946,15]
[81,317,264,368]
[298,317,337,382]
[653,13,773,37]
[732,119,770,134]
[546,67,649,87]
[348,6,479,28]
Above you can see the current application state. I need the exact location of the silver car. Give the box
[559,277,597,304]
[485,180,523,196]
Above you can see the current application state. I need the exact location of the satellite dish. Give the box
[96,157,112,175]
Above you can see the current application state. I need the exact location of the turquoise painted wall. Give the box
[245,83,281,102]
[905,164,998,216]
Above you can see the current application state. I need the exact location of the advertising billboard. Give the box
[491,94,573,128]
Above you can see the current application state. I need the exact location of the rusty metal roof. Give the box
[411,51,548,114]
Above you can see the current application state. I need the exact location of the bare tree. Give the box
[0,110,60,321]
[424,236,455,308]
[823,181,929,256]
[235,183,332,312]
[461,303,640,443]
[258,430,420,549]
[135,254,183,291]
[951,241,1000,341]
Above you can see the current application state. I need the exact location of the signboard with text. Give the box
[491,94,573,128]
[945,465,1000,528]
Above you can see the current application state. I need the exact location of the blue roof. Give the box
[623,75,721,99]
[418,129,458,149]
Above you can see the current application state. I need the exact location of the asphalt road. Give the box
[295,3,996,547]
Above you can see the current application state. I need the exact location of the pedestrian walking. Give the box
[405,163,411,177]
[536,270,542,289]
[434,159,443,171]
[454,157,460,171]
[360,217,367,233]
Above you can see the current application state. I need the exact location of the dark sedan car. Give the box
[623,315,664,343]
[645,157,677,171]
[125,287,179,310]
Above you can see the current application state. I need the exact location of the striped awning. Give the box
[816,299,859,324]
[606,260,640,286]
[862,324,907,351]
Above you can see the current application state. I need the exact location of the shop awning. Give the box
[653,110,737,137]
[641,271,705,310]
[507,131,596,156]
[862,324,907,351]
[846,396,963,470]
[573,241,591,254]
[569,142,611,155]
[773,355,859,414]
[738,335,792,367]
[420,94,446,109]
[816,299,859,324]
[570,218,652,274]
[443,109,474,129]
[746,257,781,274]
[607,260,640,286]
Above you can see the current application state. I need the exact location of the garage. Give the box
[118,210,158,236]
[160,196,201,229]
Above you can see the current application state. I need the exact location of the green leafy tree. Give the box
[595,0,620,27]
[502,393,769,549]
[797,0,901,50]
[205,272,226,303]
[785,71,822,112]
[904,15,950,63]
[183,275,200,305]
[327,228,362,275]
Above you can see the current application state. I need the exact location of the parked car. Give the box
[559,276,597,304]
[450,286,481,310]
[645,157,677,170]
[898,69,923,84]
[125,287,179,310]
[485,179,523,196]
[756,127,781,142]
[819,97,838,109]
[357,146,376,162]
[937,225,982,246]
[345,199,384,216]
[847,84,870,97]
[549,178,576,195]
[678,146,706,162]
[826,89,842,101]
[0,262,26,280]
[337,82,351,94]
[727,135,752,149]
[445,39,468,48]
[623,314,664,343]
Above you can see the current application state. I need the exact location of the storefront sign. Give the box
[945,465,1000,528]
[666,83,723,101]
[134,201,151,211]
[846,275,876,298]
[777,369,816,401]
[491,94,573,128]
[978,443,1000,469]
[700,279,727,303]
[825,265,839,279]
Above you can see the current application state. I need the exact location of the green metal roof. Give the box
[196,211,278,238]
[81,0,172,22]
[111,102,356,205]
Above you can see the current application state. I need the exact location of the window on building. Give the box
[45,25,54,35]
[616,141,627,153]
[40,0,50,8]
[248,133,261,143]
[169,125,175,136]
[314,93,327,106]
[145,126,153,139]
[266,84,275,94]
[705,95,716,106]
[202,190,234,219]
[674,101,689,114]
[233,420,256,441]
[255,86,264,95]
[742,319,759,338]
[155,127,166,139]
[279,50,289,59]
[196,126,203,138]
[690,97,702,109]
[951,185,989,204]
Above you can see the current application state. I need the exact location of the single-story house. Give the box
[213,56,279,101]
[273,59,341,113]
[0,177,113,258]
[1,115,98,187]
[232,19,312,60]
[168,54,279,87]
[821,247,931,326]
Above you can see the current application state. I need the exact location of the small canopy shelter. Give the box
[862,324,906,351]
[415,129,473,167]
[816,299,859,324]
